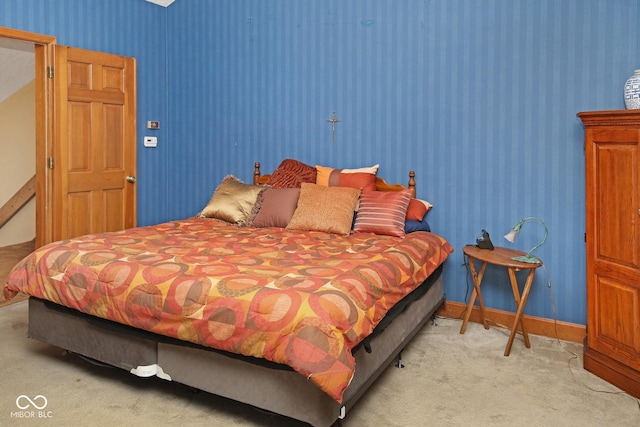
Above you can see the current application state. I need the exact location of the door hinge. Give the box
[48,157,55,169]
[47,66,54,79]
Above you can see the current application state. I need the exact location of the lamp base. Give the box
[511,255,542,264]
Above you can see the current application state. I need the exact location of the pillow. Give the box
[199,175,264,225]
[406,198,433,221]
[251,188,300,228]
[405,218,431,233]
[315,164,379,191]
[353,189,413,237]
[266,159,317,189]
[286,183,360,235]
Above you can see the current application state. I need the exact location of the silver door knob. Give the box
[126,176,136,183]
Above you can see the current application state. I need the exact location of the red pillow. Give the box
[353,189,413,238]
[405,198,432,221]
[266,159,317,189]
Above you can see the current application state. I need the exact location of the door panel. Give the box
[53,45,136,241]
[592,131,638,269]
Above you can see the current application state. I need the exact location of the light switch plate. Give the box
[143,136,158,147]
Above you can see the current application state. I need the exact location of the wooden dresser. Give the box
[577,110,640,398]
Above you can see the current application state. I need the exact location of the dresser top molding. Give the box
[578,110,640,126]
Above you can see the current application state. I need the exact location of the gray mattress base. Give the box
[27,275,444,427]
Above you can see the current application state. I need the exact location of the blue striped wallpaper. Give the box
[166,0,640,325]
[2,0,640,325]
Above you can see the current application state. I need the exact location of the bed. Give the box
[4,159,452,426]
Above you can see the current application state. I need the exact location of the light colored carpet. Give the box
[1,300,639,426]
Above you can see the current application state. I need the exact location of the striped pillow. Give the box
[353,189,412,237]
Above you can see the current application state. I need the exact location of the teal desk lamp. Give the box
[504,217,547,263]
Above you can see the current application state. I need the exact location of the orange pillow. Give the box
[286,183,360,235]
[406,198,433,221]
[316,164,378,191]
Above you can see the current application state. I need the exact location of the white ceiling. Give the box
[145,0,175,7]
[0,38,35,104]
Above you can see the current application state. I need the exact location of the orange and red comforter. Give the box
[4,218,452,402]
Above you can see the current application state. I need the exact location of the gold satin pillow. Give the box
[286,183,360,235]
[199,175,264,225]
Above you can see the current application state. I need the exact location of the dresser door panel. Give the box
[590,129,639,269]
[592,274,640,369]
[586,127,640,370]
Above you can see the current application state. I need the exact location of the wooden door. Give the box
[52,46,136,240]
[585,124,640,371]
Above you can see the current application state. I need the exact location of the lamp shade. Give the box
[504,229,518,243]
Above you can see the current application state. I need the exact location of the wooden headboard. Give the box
[253,162,416,198]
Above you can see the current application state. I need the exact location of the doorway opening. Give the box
[0,37,35,250]
[0,27,54,305]
[0,26,56,250]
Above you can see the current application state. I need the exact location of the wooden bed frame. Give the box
[253,162,417,197]
[21,163,444,427]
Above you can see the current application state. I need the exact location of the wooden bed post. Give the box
[253,162,261,185]
[408,171,416,198]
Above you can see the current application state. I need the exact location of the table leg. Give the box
[504,268,536,356]
[507,268,531,347]
[460,257,489,334]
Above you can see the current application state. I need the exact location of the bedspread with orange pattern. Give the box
[4,218,452,402]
